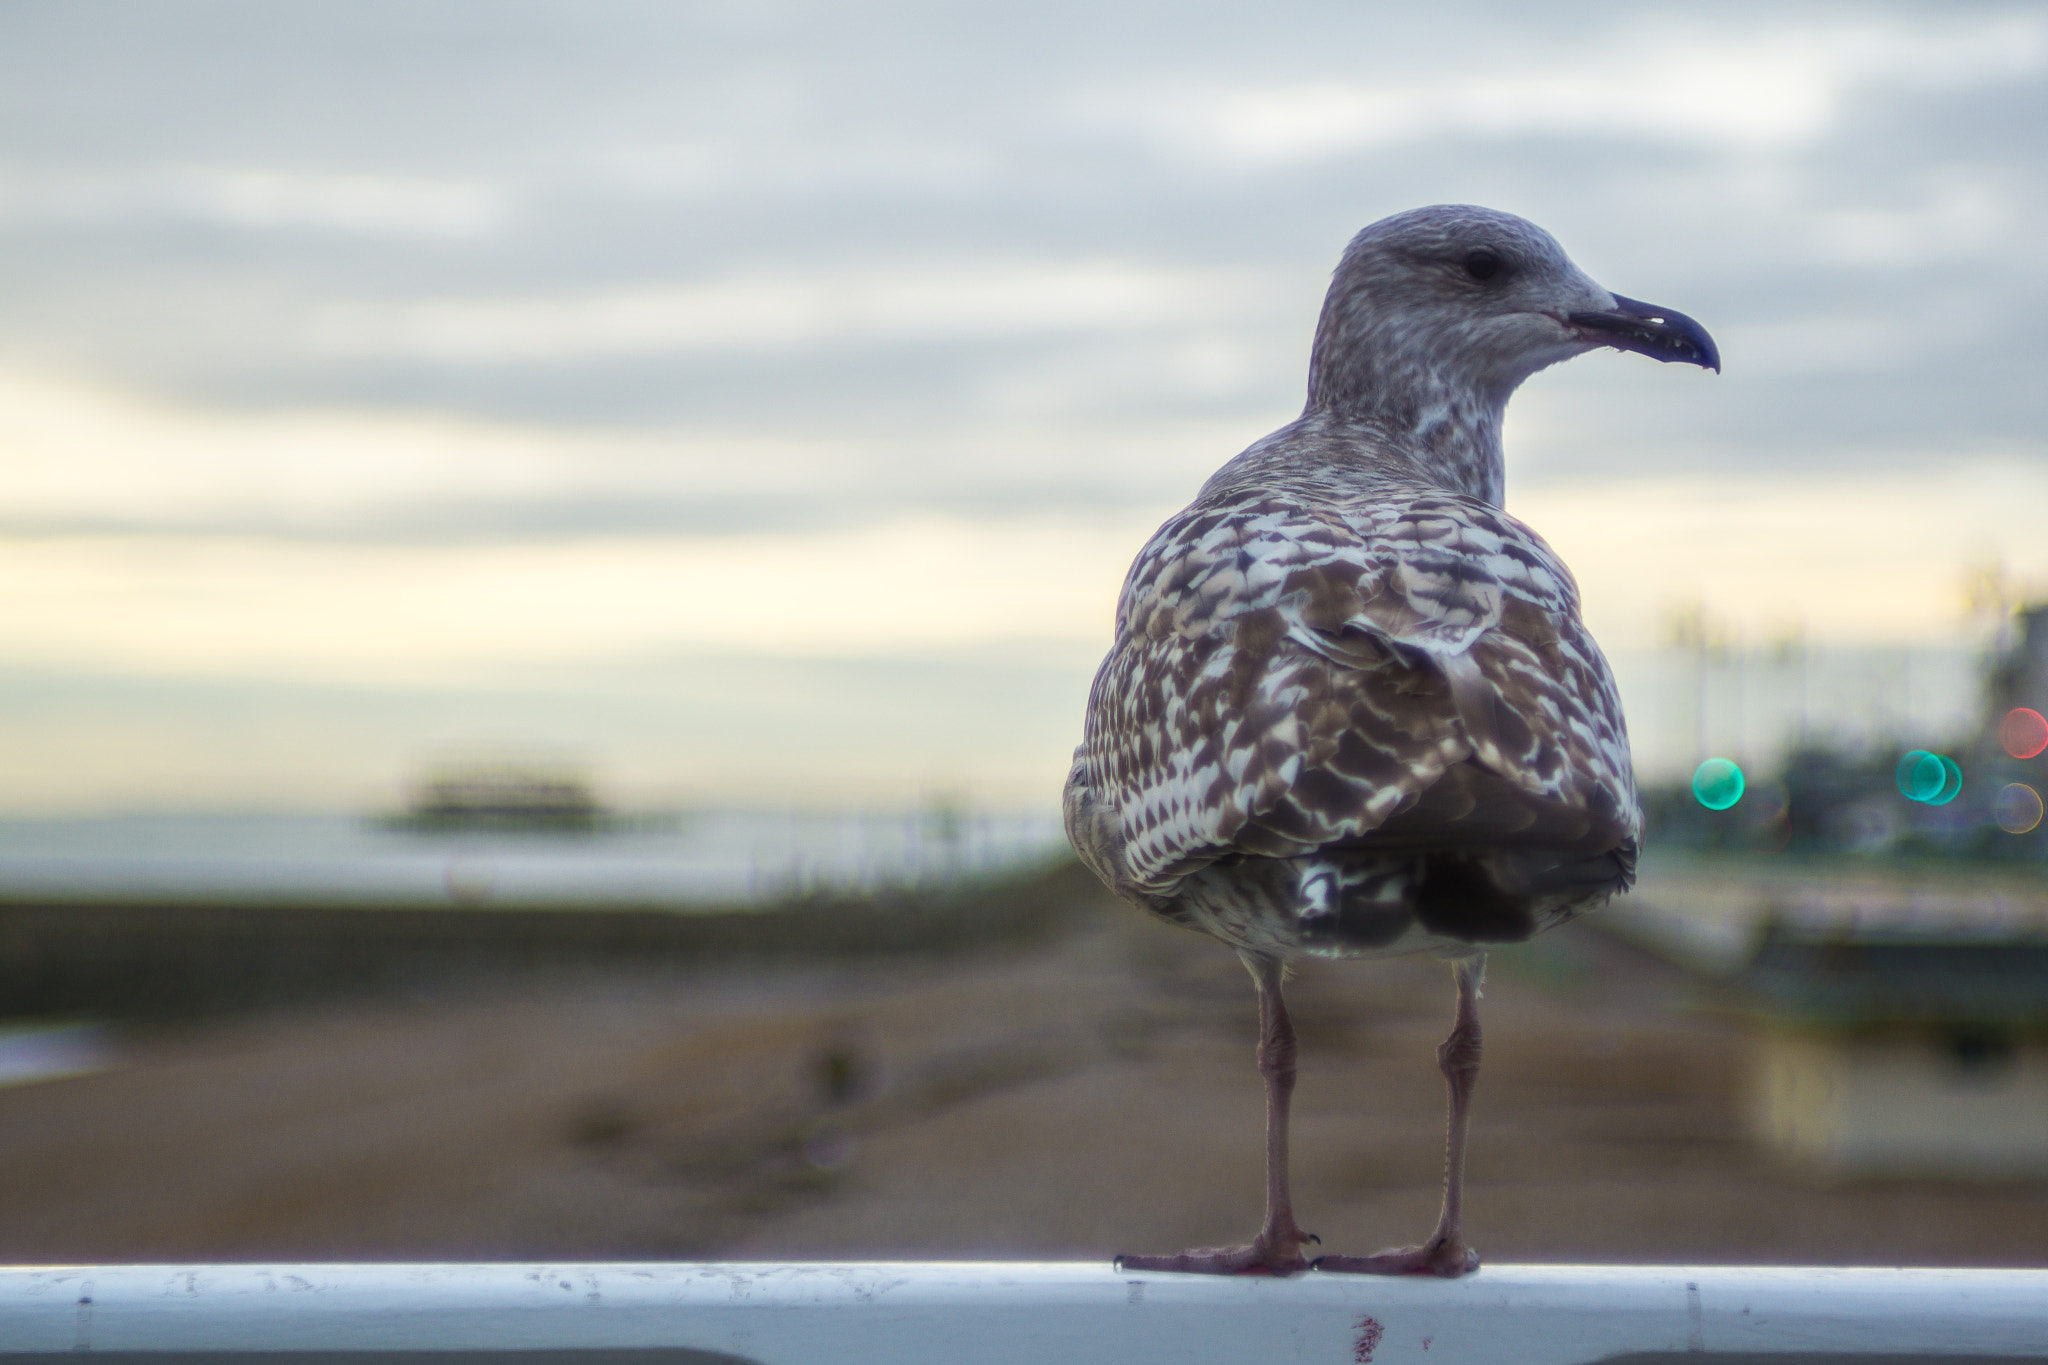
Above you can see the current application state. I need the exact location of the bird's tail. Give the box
[1296,857,1421,950]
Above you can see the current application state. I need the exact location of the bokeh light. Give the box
[1930,754,1963,806]
[1994,782,2045,834]
[1692,758,1745,811]
[2001,707,2048,760]
[1895,750,1946,802]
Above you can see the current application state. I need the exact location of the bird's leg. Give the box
[1318,953,1485,1278]
[1116,952,1317,1276]
[1247,952,1319,1266]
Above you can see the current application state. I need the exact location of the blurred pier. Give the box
[0,807,1069,910]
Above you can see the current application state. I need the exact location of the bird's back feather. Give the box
[1065,421,1639,959]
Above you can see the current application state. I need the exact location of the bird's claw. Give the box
[1115,1230,1317,1276]
[1315,1238,1480,1278]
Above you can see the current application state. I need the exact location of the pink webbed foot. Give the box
[1116,1228,1319,1277]
[1316,1236,1479,1278]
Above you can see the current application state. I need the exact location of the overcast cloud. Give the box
[0,0,2042,809]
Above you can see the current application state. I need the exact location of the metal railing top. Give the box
[2,1261,2044,1364]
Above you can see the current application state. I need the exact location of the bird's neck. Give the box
[1305,362,1508,507]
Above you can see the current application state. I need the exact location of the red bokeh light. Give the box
[2002,707,2048,760]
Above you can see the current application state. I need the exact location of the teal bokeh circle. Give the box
[1928,755,1963,807]
[1896,750,1945,802]
[1692,758,1744,811]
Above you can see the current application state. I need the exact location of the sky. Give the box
[1,0,2045,814]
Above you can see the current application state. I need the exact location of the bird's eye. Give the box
[1463,248,1502,281]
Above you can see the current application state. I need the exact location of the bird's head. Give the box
[1306,204,1718,420]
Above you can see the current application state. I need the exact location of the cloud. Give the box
[0,649,1098,814]
[5,448,2045,701]
[0,369,1249,537]
[1076,14,2048,164]
[0,516,1147,685]
[1703,315,1919,377]
[0,0,2044,810]
[0,163,507,239]
[301,260,1272,364]
[1515,458,2048,650]
[1799,179,2018,268]
[0,370,698,530]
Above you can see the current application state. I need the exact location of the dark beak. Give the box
[1567,293,1720,372]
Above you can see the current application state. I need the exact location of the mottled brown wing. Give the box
[1079,487,1637,897]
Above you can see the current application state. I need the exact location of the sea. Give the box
[0,808,1072,909]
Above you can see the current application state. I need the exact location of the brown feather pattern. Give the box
[1065,206,1657,963]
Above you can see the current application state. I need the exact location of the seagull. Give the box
[1065,204,1717,1277]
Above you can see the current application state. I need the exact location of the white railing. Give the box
[2,1262,2045,1363]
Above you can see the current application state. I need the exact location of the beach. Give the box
[0,865,2042,1266]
